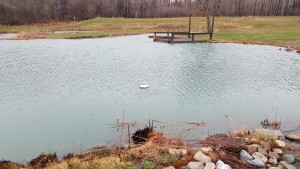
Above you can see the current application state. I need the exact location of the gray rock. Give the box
[269,156,278,165]
[282,154,296,164]
[164,166,176,169]
[285,132,300,141]
[247,158,266,168]
[194,151,211,163]
[269,167,280,169]
[282,163,297,169]
[252,152,268,164]
[187,162,204,169]
[272,148,283,155]
[240,150,253,161]
[204,162,216,169]
[216,160,231,169]
[254,129,283,139]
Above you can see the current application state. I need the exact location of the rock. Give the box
[204,162,216,169]
[260,140,272,150]
[169,149,188,156]
[295,155,300,162]
[180,149,188,156]
[252,152,268,164]
[199,147,213,153]
[285,132,300,141]
[294,162,300,169]
[269,167,280,169]
[269,156,278,165]
[282,154,296,164]
[282,163,297,169]
[280,161,287,165]
[216,160,231,169]
[266,164,272,168]
[169,149,181,156]
[194,151,211,163]
[272,148,283,155]
[187,162,204,169]
[275,140,286,148]
[164,166,176,169]
[240,150,253,161]
[269,151,280,158]
[254,129,283,139]
[247,145,257,155]
[250,144,262,149]
[247,158,266,168]
[258,147,268,156]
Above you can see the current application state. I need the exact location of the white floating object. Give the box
[139,84,149,89]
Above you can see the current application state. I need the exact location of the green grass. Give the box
[1,16,299,51]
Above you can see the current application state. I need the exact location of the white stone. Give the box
[269,156,278,165]
[169,149,181,156]
[275,140,286,148]
[252,152,268,164]
[204,162,216,169]
[272,148,283,155]
[187,162,204,169]
[194,151,211,163]
[164,166,176,169]
[216,160,231,169]
[180,149,188,156]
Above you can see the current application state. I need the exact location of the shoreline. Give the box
[0,16,299,53]
[1,33,299,54]
[1,126,300,169]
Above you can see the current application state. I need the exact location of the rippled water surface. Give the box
[1,35,300,161]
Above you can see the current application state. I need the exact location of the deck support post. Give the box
[188,14,191,38]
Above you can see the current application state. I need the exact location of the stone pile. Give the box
[163,129,300,169]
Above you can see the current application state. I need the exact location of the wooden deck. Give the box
[152,31,212,44]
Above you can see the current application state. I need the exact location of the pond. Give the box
[0,33,17,39]
[0,35,300,162]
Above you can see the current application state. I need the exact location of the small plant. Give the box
[162,155,180,164]
[143,160,154,169]
[126,164,138,169]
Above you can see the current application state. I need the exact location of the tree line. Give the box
[0,0,299,25]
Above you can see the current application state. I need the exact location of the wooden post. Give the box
[127,124,131,149]
[210,16,215,40]
[188,14,191,38]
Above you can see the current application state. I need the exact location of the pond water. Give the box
[0,33,17,39]
[0,35,300,162]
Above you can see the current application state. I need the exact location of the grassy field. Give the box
[0,16,299,51]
